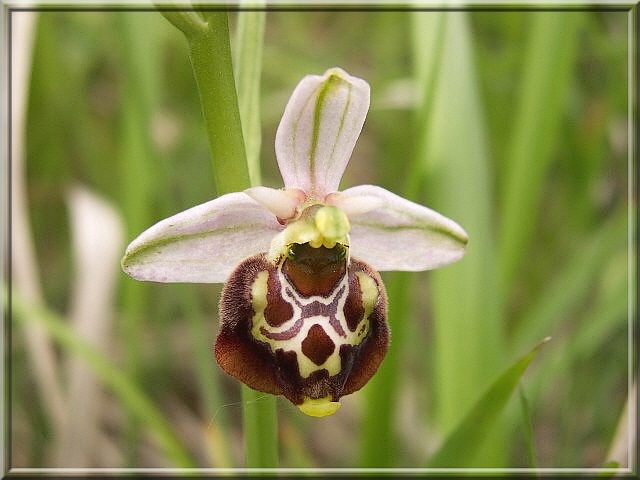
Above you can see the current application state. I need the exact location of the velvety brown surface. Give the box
[282,244,347,297]
[215,252,389,406]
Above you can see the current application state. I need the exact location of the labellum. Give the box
[215,242,388,417]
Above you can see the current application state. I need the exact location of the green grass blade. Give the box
[358,271,413,467]
[406,12,446,200]
[413,12,505,465]
[12,12,68,435]
[518,385,538,469]
[119,13,162,227]
[498,12,583,292]
[118,12,164,463]
[511,209,628,355]
[234,6,266,187]
[11,291,195,468]
[427,338,550,468]
[358,12,447,466]
[526,257,628,401]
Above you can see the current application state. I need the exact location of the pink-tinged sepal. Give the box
[336,185,469,272]
[275,68,370,199]
[121,192,283,284]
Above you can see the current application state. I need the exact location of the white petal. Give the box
[122,192,282,283]
[275,67,370,198]
[342,185,469,271]
[244,186,306,221]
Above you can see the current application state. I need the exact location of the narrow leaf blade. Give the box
[234,5,266,187]
[518,385,538,469]
[427,338,550,468]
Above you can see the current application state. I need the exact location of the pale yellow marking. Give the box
[249,267,348,379]
[298,396,341,417]
[250,271,269,341]
[252,248,381,385]
[250,265,351,379]
[353,272,378,345]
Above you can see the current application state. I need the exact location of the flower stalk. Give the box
[160,8,275,466]
[242,387,278,467]
[189,12,250,195]
[162,9,250,194]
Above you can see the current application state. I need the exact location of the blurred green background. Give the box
[9,8,634,471]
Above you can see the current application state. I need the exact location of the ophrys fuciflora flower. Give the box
[122,68,468,417]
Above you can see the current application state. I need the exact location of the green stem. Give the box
[162,8,276,467]
[242,386,279,467]
[159,9,207,36]
[187,11,251,195]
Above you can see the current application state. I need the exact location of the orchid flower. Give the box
[122,68,468,417]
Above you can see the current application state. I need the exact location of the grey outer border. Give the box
[0,1,637,477]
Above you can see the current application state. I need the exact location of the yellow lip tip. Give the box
[298,397,341,417]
